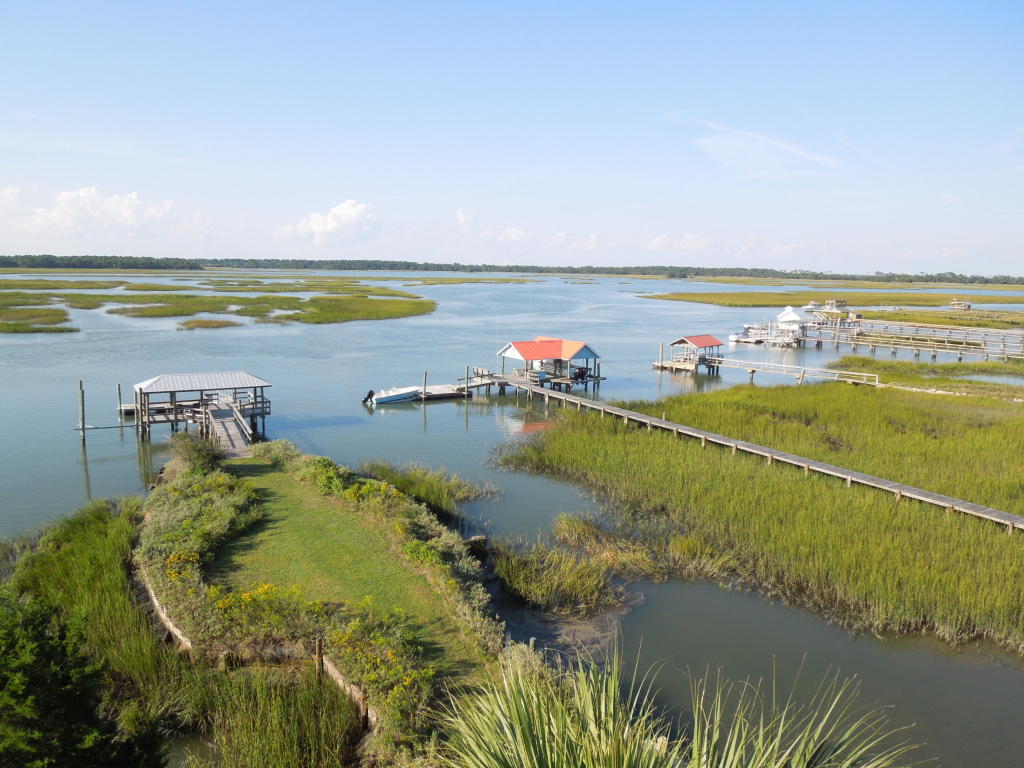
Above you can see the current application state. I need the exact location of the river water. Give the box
[2,272,1023,766]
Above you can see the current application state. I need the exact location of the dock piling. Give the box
[78,380,85,441]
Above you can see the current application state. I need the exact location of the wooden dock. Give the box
[652,358,879,385]
[800,325,1024,361]
[471,371,1024,533]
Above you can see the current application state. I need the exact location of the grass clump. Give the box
[438,650,916,768]
[185,667,360,768]
[643,290,1023,307]
[362,461,494,516]
[178,318,243,329]
[491,538,623,617]
[500,405,1024,650]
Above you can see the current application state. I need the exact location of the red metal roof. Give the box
[671,334,723,348]
[501,336,598,361]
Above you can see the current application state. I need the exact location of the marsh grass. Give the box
[616,382,1024,514]
[859,309,1024,329]
[361,461,495,516]
[52,290,435,324]
[0,278,128,289]
[491,538,623,616]
[0,296,76,332]
[438,651,917,768]
[643,290,1023,307]
[500,401,1024,650]
[828,356,1024,399]
[179,318,244,329]
[188,666,360,768]
[10,499,214,731]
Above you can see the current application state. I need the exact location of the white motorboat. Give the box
[371,386,422,404]
[800,300,821,311]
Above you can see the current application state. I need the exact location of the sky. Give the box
[0,1,1021,273]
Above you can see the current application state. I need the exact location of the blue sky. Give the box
[1,1,1021,272]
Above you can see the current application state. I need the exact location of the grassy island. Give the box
[642,290,1024,308]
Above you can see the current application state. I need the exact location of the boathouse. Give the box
[132,371,271,444]
[667,334,723,373]
[496,336,602,386]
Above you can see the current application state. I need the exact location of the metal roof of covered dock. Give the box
[670,334,723,348]
[133,371,271,394]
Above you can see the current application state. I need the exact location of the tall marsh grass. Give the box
[500,405,1024,650]
[491,538,624,616]
[616,382,1024,515]
[362,461,494,516]
[438,651,916,768]
[186,667,359,768]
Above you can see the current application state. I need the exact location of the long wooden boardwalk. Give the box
[471,372,1024,533]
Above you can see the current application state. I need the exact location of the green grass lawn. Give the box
[210,459,491,683]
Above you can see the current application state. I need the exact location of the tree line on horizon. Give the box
[2,254,1022,284]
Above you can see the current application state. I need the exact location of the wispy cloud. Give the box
[695,121,840,178]
[647,233,712,254]
[832,132,880,166]
[276,199,376,245]
[455,210,602,252]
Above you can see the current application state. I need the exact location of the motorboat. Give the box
[800,300,821,311]
[371,386,422,405]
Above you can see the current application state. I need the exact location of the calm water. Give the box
[3,272,1024,766]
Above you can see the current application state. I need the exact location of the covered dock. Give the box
[496,336,603,390]
[131,371,271,453]
[655,334,723,374]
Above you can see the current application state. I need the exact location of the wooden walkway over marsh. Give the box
[467,371,1024,534]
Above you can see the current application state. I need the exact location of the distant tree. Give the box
[0,588,165,768]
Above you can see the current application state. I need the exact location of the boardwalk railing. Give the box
[705,358,879,385]
[491,375,1024,534]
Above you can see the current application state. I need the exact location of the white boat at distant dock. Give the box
[369,383,469,405]
[371,386,423,404]
[801,300,821,311]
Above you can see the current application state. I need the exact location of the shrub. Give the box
[169,433,225,474]
[251,439,302,469]
[326,601,435,744]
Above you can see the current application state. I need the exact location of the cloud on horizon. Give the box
[276,199,377,245]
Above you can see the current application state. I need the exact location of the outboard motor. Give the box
[361,389,375,405]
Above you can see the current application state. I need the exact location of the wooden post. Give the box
[731,444,736,455]
[116,383,123,421]
[465,365,471,398]
[422,371,428,398]
[846,476,852,487]
[78,380,85,441]
[314,637,324,676]
[658,342,664,365]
